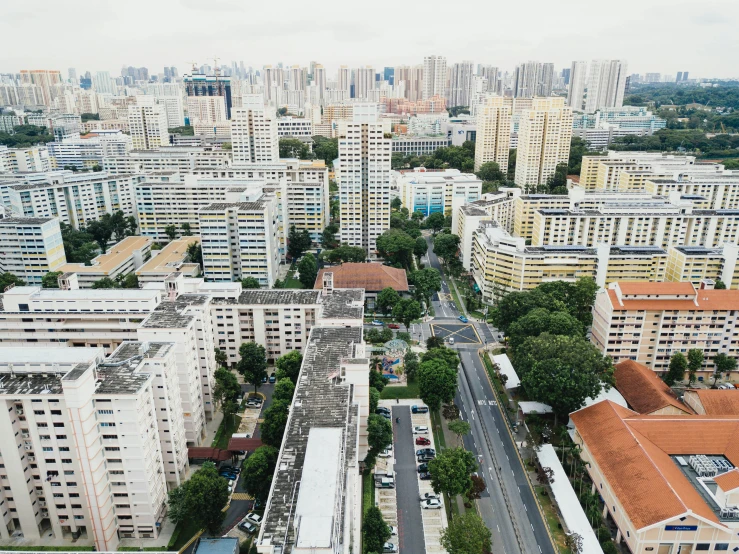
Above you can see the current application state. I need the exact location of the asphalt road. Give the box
[393,405,426,554]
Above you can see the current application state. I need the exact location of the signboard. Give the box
[664,526,698,531]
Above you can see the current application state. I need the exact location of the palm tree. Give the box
[558,427,570,463]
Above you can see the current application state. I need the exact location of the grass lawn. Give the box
[534,485,571,554]
[168,518,202,551]
[212,412,241,449]
[362,471,375,515]
[379,381,420,399]
[283,263,303,289]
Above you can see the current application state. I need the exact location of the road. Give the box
[424,234,555,554]
[393,405,426,554]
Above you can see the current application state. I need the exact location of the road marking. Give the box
[524,504,527,512]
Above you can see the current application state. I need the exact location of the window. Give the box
[694,545,709,551]
[714,544,728,551]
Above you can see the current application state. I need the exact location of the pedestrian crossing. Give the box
[231,492,253,500]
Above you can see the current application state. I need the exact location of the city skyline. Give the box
[1,0,737,78]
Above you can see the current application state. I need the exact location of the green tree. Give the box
[404,351,420,380]
[410,267,442,307]
[392,298,422,331]
[715,279,727,289]
[279,137,313,159]
[91,277,118,289]
[391,197,403,211]
[376,287,401,316]
[167,484,188,525]
[363,506,391,554]
[448,419,471,446]
[366,413,393,467]
[426,212,446,234]
[432,233,460,265]
[168,125,194,136]
[273,378,296,402]
[321,224,339,249]
[537,278,599,327]
[664,352,688,386]
[687,349,704,386]
[418,359,458,411]
[426,336,444,349]
[164,224,177,242]
[421,347,460,371]
[514,334,614,422]
[507,308,584,354]
[369,387,380,413]
[241,445,279,503]
[213,367,241,413]
[476,161,505,182]
[376,229,416,268]
[288,225,312,260]
[312,136,338,167]
[440,512,492,554]
[428,447,476,497]
[186,241,202,267]
[42,271,62,289]
[275,350,303,384]
[215,348,228,367]
[323,244,366,264]
[298,253,318,289]
[119,274,139,289]
[241,277,261,289]
[185,462,230,535]
[86,218,113,253]
[713,353,737,382]
[370,369,389,392]
[546,163,568,194]
[508,148,517,174]
[237,342,268,394]
[181,222,192,236]
[414,236,428,257]
[491,288,568,334]
[260,399,290,448]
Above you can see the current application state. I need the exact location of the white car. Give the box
[419,492,439,501]
[228,479,235,487]
[389,526,398,536]
[413,426,429,434]
[245,512,263,525]
[421,498,442,509]
[383,542,398,553]
[379,448,392,458]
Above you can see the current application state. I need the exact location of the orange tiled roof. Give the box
[571,401,739,530]
[315,263,409,292]
[614,360,693,415]
[688,389,739,415]
[607,288,739,311]
[617,282,696,295]
[715,469,739,492]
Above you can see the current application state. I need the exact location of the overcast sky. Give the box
[1,0,738,79]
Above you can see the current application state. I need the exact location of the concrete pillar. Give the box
[592,482,596,495]
[615,528,622,543]
[603,504,608,518]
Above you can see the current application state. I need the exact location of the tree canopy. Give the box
[392,141,476,172]
[288,226,312,260]
[167,462,229,535]
[428,447,477,497]
[366,413,393,467]
[322,244,366,264]
[261,399,290,448]
[312,136,338,167]
[392,298,422,331]
[275,350,303,384]
[237,342,268,393]
[376,287,401,315]
[440,512,492,554]
[273,378,296,402]
[42,271,62,289]
[432,233,460,264]
[241,277,261,289]
[376,229,415,269]
[418,359,458,411]
[0,124,53,148]
[241,445,279,503]
[297,253,318,289]
[410,268,442,307]
[507,308,584,354]
[363,506,391,554]
[664,352,687,386]
[279,137,313,159]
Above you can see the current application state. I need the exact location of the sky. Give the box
[1,0,738,79]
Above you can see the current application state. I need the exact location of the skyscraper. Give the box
[474,96,512,172]
[19,70,63,106]
[183,72,233,118]
[313,64,327,99]
[515,97,573,187]
[354,67,375,100]
[338,104,391,256]
[383,67,394,86]
[395,66,424,102]
[338,66,351,92]
[513,61,540,98]
[289,65,305,91]
[231,95,279,164]
[536,63,555,96]
[676,72,683,83]
[128,96,169,150]
[479,66,500,94]
[68,68,77,84]
[93,71,114,95]
[584,60,628,113]
[448,61,475,108]
[567,61,588,111]
[562,68,571,86]
[423,55,447,100]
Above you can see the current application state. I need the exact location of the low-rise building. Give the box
[58,235,151,288]
[391,136,451,156]
[0,216,66,285]
[136,237,201,284]
[666,244,739,289]
[314,263,409,310]
[613,359,694,415]
[47,132,131,171]
[277,117,313,138]
[0,145,51,173]
[397,168,481,219]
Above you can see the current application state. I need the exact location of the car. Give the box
[245,512,263,525]
[419,472,432,480]
[220,472,237,479]
[416,448,435,456]
[376,406,390,413]
[239,520,257,534]
[388,323,400,329]
[458,315,469,323]
[227,485,233,494]
[378,412,391,420]
[378,448,392,458]
[421,498,442,509]
[261,375,268,383]
[413,426,429,434]
[417,453,435,463]
[420,492,439,501]
[371,320,385,326]
[417,463,428,473]
[221,465,241,473]
[415,436,431,446]
[383,542,398,553]
[246,396,263,404]
[389,526,398,536]
[269,373,276,384]
[448,337,455,345]
[411,405,428,414]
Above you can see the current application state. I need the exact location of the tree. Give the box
[273,378,296,402]
[86,219,113,253]
[42,271,62,289]
[119,274,139,289]
[440,512,492,554]
[426,336,444,349]
[288,226,312,260]
[168,126,194,136]
[366,413,393,467]
[167,484,188,525]
[298,253,318,289]
[713,353,737,382]
[186,241,203,267]
[321,224,339,249]
[260,399,290,448]
[443,403,460,420]
[426,212,446,234]
[186,462,230,535]
[181,222,192,236]
[369,387,380,413]
[507,308,584,354]
[363,506,391,554]
[687,349,704,386]
[404,351,419,380]
[715,279,727,289]
[414,236,428,257]
[241,277,261,289]
[432,233,460,265]
[418,359,458,411]
[237,342,268,394]
[537,466,555,485]
[428,447,476,497]
[476,161,505,182]
[215,348,228,368]
[376,229,416,268]
[241,445,278,503]
[546,163,568,194]
[392,298,422,331]
[664,352,688,386]
[491,288,569,334]
[448,419,471,446]
[312,136,338,167]
[391,197,403,211]
[376,287,401,316]
[421,347,460,371]
[566,533,584,554]
[537,278,599,327]
[410,268,442,307]
[275,350,303,384]
[213,367,241,413]
[164,224,177,242]
[468,475,486,500]
[279,137,313,159]
[369,369,389,392]
[323,244,366,264]
[91,277,118,289]
[514,334,614,422]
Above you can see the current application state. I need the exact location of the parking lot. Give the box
[430,323,481,344]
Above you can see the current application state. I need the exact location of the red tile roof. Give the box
[227,437,263,452]
[617,282,696,295]
[614,360,693,415]
[607,287,739,311]
[187,447,232,461]
[315,263,409,292]
[687,389,739,415]
[715,469,739,492]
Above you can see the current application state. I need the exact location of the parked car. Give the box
[221,465,240,473]
[419,472,432,480]
[458,315,469,323]
[269,372,276,384]
[379,448,392,458]
[417,463,428,473]
[376,478,395,489]
[388,323,400,329]
[416,448,435,456]
[420,492,439,501]
[239,520,257,534]
[376,406,390,414]
[261,375,268,383]
[383,542,398,553]
[220,472,237,480]
[245,513,263,525]
[411,405,429,414]
[413,426,429,434]
[372,320,385,326]
[421,498,442,509]
[415,436,431,446]
[389,526,398,536]
[418,455,434,463]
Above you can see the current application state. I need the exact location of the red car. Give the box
[415,436,431,446]
[388,323,400,329]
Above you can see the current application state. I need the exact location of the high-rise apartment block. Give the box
[183,72,232,118]
[584,60,628,113]
[473,96,512,172]
[19,69,63,106]
[514,97,573,186]
[231,95,279,164]
[0,217,66,285]
[423,56,447,100]
[0,145,51,173]
[448,61,474,108]
[513,61,553,98]
[397,168,482,220]
[337,104,392,256]
[127,97,169,150]
[567,60,588,111]
[395,65,424,102]
[354,67,375,100]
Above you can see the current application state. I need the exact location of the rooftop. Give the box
[315,263,409,292]
[0,217,56,225]
[213,289,320,306]
[140,294,210,328]
[195,537,239,554]
[137,237,200,275]
[201,201,267,211]
[59,236,151,274]
[685,389,739,416]
[614,360,693,415]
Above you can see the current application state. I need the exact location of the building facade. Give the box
[0,217,66,285]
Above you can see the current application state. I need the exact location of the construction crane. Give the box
[186,61,198,73]
[213,56,221,81]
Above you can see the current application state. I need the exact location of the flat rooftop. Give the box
[59,236,151,274]
[96,341,172,394]
[213,289,320,306]
[137,237,200,275]
[0,217,55,225]
[140,294,210,329]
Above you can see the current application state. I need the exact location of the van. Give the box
[376,478,395,489]
[412,405,429,414]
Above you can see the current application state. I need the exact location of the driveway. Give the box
[392,405,426,554]
[242,383,274,439]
